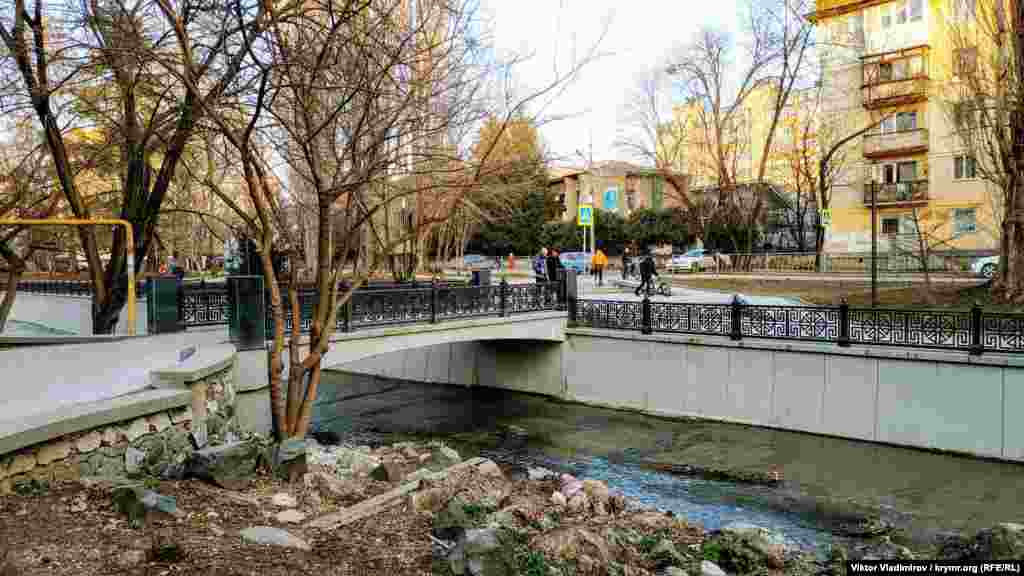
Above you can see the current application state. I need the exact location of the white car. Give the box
[668,249,730,273]
[971,255,999,278]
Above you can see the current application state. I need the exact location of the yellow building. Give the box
[810,0,1001,256]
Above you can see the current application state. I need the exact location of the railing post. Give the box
[568,295,577,326]
[500,277,508,317]
[431,280,438,323]
[641,294,652,335]
[730,294,743,341]
[970,301,984,356]
[838,298,851,347]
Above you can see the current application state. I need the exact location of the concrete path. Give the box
[576,272,802,306]
[670,272,986,284]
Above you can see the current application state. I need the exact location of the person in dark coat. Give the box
[546,248,562,283]
[634,252,658,296]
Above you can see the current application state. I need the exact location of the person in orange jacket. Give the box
[591,249,608,286]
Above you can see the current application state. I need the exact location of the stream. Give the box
[315,369,1024,555]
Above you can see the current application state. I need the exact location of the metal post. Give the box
[500,278,508,317]
[641,294,652,335]
[838,297,851,347]
[730,294,743,341]
[568,294,578,326]
[871,181,879,307]
[970,301,984,356]
[430,281,438,323]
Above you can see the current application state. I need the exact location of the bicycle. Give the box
[639,277,672,297]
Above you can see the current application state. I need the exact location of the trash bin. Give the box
[227,275,265,351]
[146,277,183,334]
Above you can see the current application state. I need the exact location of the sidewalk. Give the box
[671,272,986,284]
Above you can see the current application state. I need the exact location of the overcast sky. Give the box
[479,0,742,167]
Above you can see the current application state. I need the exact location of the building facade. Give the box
[810,0,1001,256]
[548,161,686,223]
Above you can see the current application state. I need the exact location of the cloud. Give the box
[480,0,740,166]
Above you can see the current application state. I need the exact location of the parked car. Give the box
[461,254,495,269]
[559,251,592,274]
[668,249,730,273]
[971,255,999,278]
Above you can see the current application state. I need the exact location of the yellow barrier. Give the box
[0,218,136,336]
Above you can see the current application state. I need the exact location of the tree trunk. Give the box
[0,268,23,333]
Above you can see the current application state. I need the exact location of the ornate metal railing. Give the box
[260,280,565,339]
[179,286,231,328]
[9,279,147,298]
[570,297,1024,356]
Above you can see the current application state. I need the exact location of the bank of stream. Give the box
[315,369,1024,556]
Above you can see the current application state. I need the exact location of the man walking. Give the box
[634,252,658,297]
[534,248,548,282]
[591,248,608,287]
[546,248,562,283]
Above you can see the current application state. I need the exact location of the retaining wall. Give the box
[6,292,147,335]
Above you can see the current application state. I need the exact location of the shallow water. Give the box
[316,370,1024,552]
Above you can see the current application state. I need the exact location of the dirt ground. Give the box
[0,472,433,576]
[668,276,1012,310]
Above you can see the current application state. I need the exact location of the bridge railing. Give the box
[262,280,565,338]
[7,279,147,299]
[569,296,1024,356]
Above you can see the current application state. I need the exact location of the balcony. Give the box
[861,46,930,110]
[862,180,929,206]
[863,129,929,159]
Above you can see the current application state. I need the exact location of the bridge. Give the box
[4,274,1024,490]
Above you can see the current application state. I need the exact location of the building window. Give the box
[955,46,978,76]
[954,208,977,233]
[879,61,893,81]
[954,155,977,179]
[881,115,896,133]
[895,111,918,131]
[882,217,901,235]
[910,0,923,20]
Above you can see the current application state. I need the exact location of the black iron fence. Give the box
[569,296,1024,356]
[8,280,147,299]
[261,280,564,338]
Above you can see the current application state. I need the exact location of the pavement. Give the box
[575,272,803,306]
[666,271,986,284]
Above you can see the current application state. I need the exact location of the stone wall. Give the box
[0,363,239,494]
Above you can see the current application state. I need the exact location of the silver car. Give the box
[971,255,999,278]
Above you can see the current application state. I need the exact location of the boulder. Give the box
[449,528,517,576]
[272,438,308,482]
[309,471,359,499]
[649,539,687,568]
[275,509,307,524]
[664,567,690,576]
[239,526,312,551]
[185,441,260,490]
[550,491,567,507]
[567,493,589,514]
[271,492,298,508]
[124,447,146,476]
[700,560,727,576]
[477,460,503,479]
[527,467,558,481]
[111,485,184,528]
[412,487,447,514]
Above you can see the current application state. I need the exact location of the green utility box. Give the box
[227,275,265,350]
[146,277,183,334]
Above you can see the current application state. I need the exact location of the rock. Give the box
[650,539,687,567]
[112,485,184,528]
[169,407,193,424]
[117,549,147,567]
[582,479,610,510]
[306,491,322,509]
[69,492,88,513]
[593,500,609,516]
[125,418,151,442]
[7,454,36,476]
[309,429,341,445]
[567,493,589,514]
[412,487,447,514]
[36,441,72,466]
[528,467,557,481]
[968,523,1024,560]
[452,528,516,576]
[550,491,567,507]
[477,460,503,479]
[124,447,146,476]
[434,498,473,540]
[577,555,597,572]
[271,438,308,482]
[407,468,435,483]
[275,509,306,524]
[664,567,689,576]
[147,413,172,433]
[381,458,410,483]
[101,427,121,446]
[271,492,298,508]
[185,441,260,490]
[76,432,103,454]
[435,444,462,464]
[369,464,389,482]
[535,526,617,564]
[209,524,225,537]
[401,446,420,460]
[418,453,432,465]
[239,526,312,551]
[700,560,727,576]
[310,472,358,498]
[559,474,583,499]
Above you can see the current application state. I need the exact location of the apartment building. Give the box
[547,161,686,223]
[810,0,1000,255]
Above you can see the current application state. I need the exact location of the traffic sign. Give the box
[578,204,593,227]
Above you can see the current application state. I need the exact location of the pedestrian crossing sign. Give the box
[578,204,593,227]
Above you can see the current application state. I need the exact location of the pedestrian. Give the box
[534,247,548,282]
[591,248,608,287]
[170,251,186,285]
[507,252,515,272]
[622,248,631,279]
[546,248,562,283]
[635,251,658,297]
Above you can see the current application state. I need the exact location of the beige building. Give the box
[810,0,1001,256]
[548,161,686,223]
